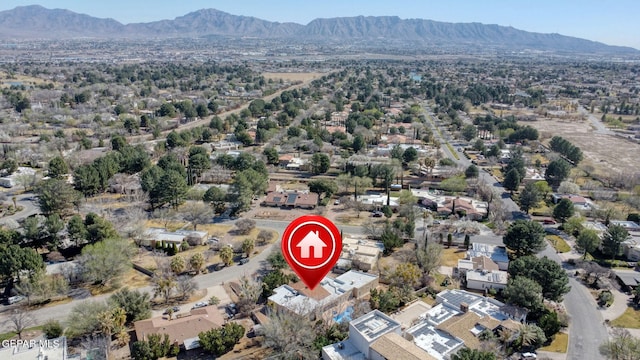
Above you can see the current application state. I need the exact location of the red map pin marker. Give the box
[281,215,342,290]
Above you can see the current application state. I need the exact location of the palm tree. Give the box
[219,246,234,267]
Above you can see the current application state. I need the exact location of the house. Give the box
[467,243,509,271]
[141,228,209,248]
[134,306,224,349]
[465,269,508,291]
[278,155,307,170]
[322,310,434,360]
[437,197,488,220]
[0,166,37,188]
[268,270,378,321]
[324,290,524,360]
[336,237,383,272]
[551,194,592,211]
[262,191,319,209]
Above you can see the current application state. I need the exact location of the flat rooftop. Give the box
[350,310,401,342]
[407,321,462,360]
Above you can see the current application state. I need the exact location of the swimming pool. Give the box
[333,305,354,323]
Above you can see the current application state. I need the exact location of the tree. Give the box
[203,186,227,215]
[602,224,629,261]
[76,238,133,286]
[503,220,546,258]
[545,159,571,187]
[380,226,403,255]
[402,147,418,164]
[263,147,279,165]
[48,156,69,179]
[534,181,552,200]
[176,275,197,300]
[508,256,570,302]
[503,276,543,312]
[600,327,640,360]
[262,270,291,298]
[67,214,88,246]
[263,310,317,360]
[189,253,205,274]
[440,176,467,193]
[43,319,64,339]
[514,324,547,352]
[538,310,563,339]
[108,288,152,323]
[519,182,541,214]
[170,256,185,274]
[235,219,256,235]
[219,246,234,267]
[267,248,287,270]
[461,124,478,141]
[8,308,34,339]
[416,243,443,275]
[36,178,82,216]
[558,181,580,195]
[563,215,585,237]
[152,272,176,305]
[198,323,245,356]
[242,238,255,257]
[503,168,521,193]
[66,301,112,339]
[575,229,601,259]
[257,229,274,245]
[465,164,479,178]
[553,198,575,224]
[310,153,330,174]
[85,213,118,244]
[452,348,496,360]
[308,179,338,200]
[150,170,188,209]
[180,202,212,230]
[390,263,421,289]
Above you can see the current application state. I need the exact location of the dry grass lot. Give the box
[540,332,569,353]
[529,117,640,177]
[261,72,323,82]
[611,307,640,328]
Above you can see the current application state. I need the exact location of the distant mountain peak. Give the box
[0,6,636,55]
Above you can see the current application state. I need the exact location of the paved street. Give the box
[539,241,609,360]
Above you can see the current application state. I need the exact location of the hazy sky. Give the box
[1,0,639,49]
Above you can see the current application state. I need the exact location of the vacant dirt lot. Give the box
[530,117,640,177]
[261,72,324,82]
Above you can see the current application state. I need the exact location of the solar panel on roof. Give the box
[286,193,298,204]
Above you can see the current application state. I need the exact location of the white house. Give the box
[465,269,508,291]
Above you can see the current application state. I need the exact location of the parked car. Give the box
[543,218,557,225]
[239,258,250,265]
[372,211,383,217]
[6,295,25,305]
[225,303,237,317]
[163,306,180,314]
[192,302,208,309]
[334,199,340,205]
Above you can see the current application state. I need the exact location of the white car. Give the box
[192,302,208,309]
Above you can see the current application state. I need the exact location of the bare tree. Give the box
[7,307,35,339]
[416,242,443,276]
[236,276,261,317]
[262,310,318,360]
[256,229,274,245]
[175,275,198,300]
[180,201,212,230]
[234,219,256,235]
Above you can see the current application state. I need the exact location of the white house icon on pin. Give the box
[297,231,326,258]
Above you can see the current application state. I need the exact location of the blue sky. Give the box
[1,1,639,49]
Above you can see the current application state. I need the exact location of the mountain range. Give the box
[0,5,636,55]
